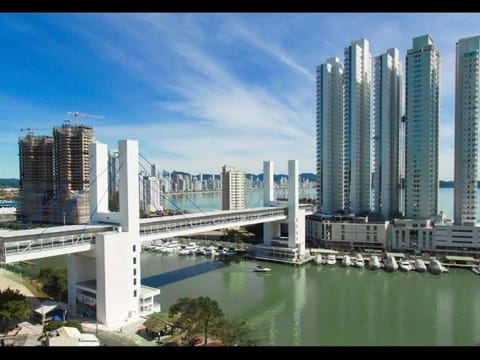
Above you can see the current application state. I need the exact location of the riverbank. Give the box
[0,268,41,308]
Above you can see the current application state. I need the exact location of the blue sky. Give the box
[1,13,479,179]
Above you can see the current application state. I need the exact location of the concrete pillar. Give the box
[89,142,109,220]
[263,161,274,206]
[118,140,139,235]
[288,160,305,257]
[263,161,275,245]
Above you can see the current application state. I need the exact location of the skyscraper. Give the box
[344,39,372,214]
[221,165,246,210]
[404,35,440,220]
[454,35,480,226]
[142,176,162,214]
[373,48,402,219]
[53,123,94,224]
[17,133,54,223]
[316,57,344,214]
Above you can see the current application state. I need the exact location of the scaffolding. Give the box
[17,135,54,223]
[17,123,95,225]
[53,124,94,224]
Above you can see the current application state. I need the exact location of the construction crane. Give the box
[20,128,50,136]
[66,112,104,127]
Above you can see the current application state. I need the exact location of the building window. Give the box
[134,278,137,286]
[133,257,136,265]
[134,290,137,297]
[133,245,136,252]
[133,268,137,276]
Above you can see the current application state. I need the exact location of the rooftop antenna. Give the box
[66,112,104,127]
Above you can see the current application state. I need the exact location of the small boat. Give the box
[399,260,412,272]
[471,265,480,275]
[354,254,365,268]
[428,259,448,274]
[254,265,271,272]
[414,259,427,272]
[369,255,381,270]
[384,255,398,272]
[341,255,352,267]
[315,254,323,265]
[326,254,336,265]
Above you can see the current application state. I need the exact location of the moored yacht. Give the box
[384,255,398,272]
[414,259,427,272]
[428,259,448,274]
[399,260,412,272]
[354,254,365,268]
[341,255,352,267]
[369,255,381,270]
[326,254,337,265]
[315,254,323,265]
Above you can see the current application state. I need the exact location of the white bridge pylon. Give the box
[0,140,310,327]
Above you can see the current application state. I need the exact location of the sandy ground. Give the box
[0,268,41,307]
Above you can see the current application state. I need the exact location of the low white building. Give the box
[306,214,388,251]
[391,219,434,253]
[434,224,480,256]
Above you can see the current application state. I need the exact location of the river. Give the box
[32,188,480,346]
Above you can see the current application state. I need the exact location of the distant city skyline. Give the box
[1,13,480,178]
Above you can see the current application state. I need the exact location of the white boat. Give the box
[341,255,352,267]
[326,254,336,265]
[315,254,323,265]
[384,255,398,272]
[428,259,448,274]
[414,259,427,272]
[399,260,412,272]
[354,254,365,268]
[369,255,381,270]
[254,265,271,272]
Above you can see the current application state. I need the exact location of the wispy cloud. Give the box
[2,13,480,181]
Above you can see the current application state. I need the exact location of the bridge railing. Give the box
[140,208,287,236]
[3,233,96,257]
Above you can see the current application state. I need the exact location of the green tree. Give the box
[169,297,200,344]
[0,288,31,330]
[43,320,63,332]
[38,267,67,301]
[214,318,257,346]
[169,296,224,345]
[196,296,223,345]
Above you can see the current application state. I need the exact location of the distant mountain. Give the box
[0,178,19,187]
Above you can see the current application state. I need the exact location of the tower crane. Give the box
[20,127,51,136]
[66,112,104,127]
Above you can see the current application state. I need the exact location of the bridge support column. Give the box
[264,221,281,245]
[263,161,276,245]
[94,139,141,327]
[288,160,306,258]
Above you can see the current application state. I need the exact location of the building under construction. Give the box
[17,122,94,225]
[17,134,55,223]
[53,123,94,224]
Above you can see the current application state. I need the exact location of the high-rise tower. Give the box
[316,57,344,214]
[221,165,246,210]
[17,134,54,223]
[404,35,440,220]
[454,35,480,226]
[53,123,94,224]
[344,39,372,214]
[373,48,402,219]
